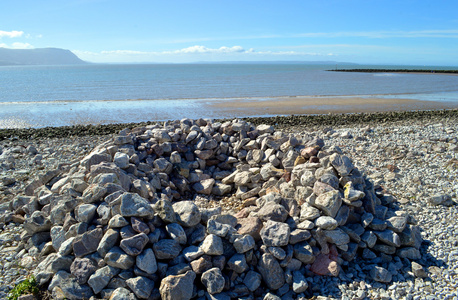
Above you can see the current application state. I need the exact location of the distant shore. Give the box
[329,69,458,75]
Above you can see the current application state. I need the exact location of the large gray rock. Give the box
[73,228,103,257]
[97,228,119,257]
[126,276,155,299]
[201,267,225,294]
[329,153,354,176]
[109,287,136,300]
[155,199,176,223]
[166,223,187,245]
[257,202,289,223]
[51,276,94,300]
[173,201,201,227]
[87,265,120,294]
[24,211,52,234]
[159,270,196,300]
[75,204,98,223]
[120,233,149,256]
[200,234,224,255]
[370,266,392,283]
[260,220,290,247]
[70,258,97,284]
[136,248,157,274]
[374,230,401,247]
[313,190,342,218]
[111,193,155,218]
[257,253,285,290]
[243,270,262,292]
[293,242,315,264]
[153,239,182,259]
[104,246,135,269]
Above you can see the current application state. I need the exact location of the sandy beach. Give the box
[208,95,458,117]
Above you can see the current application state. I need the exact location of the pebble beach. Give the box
[0,110,457,300]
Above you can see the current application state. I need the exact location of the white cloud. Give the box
[0,30,24,38]
[0,42,34,49]
[74,45,339,63]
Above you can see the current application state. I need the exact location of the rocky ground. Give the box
[0,110,457,300]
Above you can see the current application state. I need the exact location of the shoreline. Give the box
[1,108,457,140]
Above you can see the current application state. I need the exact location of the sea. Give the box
[1,63,458,128]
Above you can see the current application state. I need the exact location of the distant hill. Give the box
[0,47,87,66]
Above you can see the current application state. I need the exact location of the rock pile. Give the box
[5,118,423,299]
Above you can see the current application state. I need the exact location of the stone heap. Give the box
[9,118,422,299]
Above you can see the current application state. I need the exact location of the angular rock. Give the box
[120,233,149,256]
[73,228,103,257]
[87,265,120,294]
[201,234,224,255]
[166,223,187,245]
[153,239,182,259]
[260,220,290,247]
[313,190,342,218]
[159,270,196,300]
[370,266,392,283]
[113,193,155,218]
[257,253,285,290]
[201,267,225,294]
[136,248,158,274]
[126,276,155,299]
[70,258,97,284]
[243,270,262,292]
[104,247,135,269]
[257,202,289,223]
[173,201,201,227]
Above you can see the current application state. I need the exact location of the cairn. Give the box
[8,118,421,299]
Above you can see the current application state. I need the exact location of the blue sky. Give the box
[1,0,458,65]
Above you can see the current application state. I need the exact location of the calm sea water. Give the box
[1,63,457,128]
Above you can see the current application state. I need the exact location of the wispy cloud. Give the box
[0,30,24,38]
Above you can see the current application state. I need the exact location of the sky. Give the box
[1,0,458,65]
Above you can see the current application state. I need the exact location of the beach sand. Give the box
[207,95,458,116]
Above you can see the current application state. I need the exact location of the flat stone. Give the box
[260,220,290,247]
[51,276,94,300]
[324,228,350,245]
[201,267,225,294]
[289,229,311,244]
[108,215,129,228]
[75,204,97,223]
[411,261,427,278]
[159,270,196,300]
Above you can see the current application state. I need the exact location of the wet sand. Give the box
[207,96,458,116]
